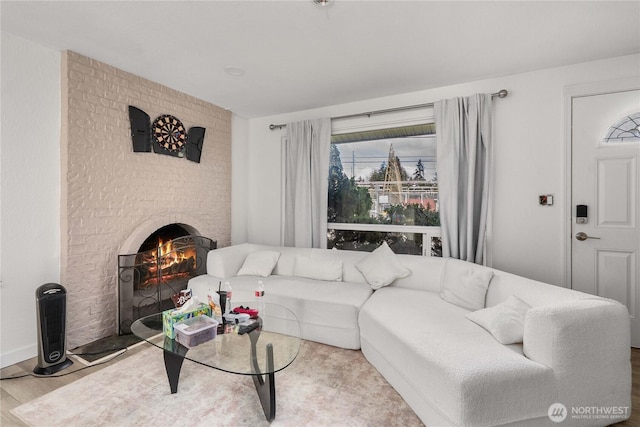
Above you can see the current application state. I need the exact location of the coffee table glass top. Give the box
[130,302,301,375]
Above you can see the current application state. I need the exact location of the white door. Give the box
[571,87,640,346]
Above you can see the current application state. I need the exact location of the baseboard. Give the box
[0,343,37,369]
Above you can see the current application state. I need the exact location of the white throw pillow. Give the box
[294,255,343,282]
[466,295,532,344]
[355,242,410,290]
[440,259,494,310]
[236,251,281,277]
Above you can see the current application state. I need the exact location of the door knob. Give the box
[575,232,600,241]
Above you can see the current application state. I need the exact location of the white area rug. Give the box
[12,340,423,426]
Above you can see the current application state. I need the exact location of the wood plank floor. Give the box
[0,344,149,426]
[2,346,640,426]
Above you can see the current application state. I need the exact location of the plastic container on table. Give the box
[173,315,218,347]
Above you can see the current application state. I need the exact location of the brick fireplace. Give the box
[60,51,231,348]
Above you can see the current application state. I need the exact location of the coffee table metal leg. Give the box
[162,336,188,394]
[163,350,185,394]
[248,327,276,421]
[252,343,275,421]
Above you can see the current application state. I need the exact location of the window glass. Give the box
[327,124,439,253]
[328,127,438,225]
[328,230,424,255]
[603,112,640,144]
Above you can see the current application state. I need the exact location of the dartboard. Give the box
[152,115,186,152]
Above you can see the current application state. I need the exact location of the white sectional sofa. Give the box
[188,243,631,427]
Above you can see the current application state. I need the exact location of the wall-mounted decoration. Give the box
[186,127,206,163]
[127,106,206,163]
[128,106,152,152]
[152,114,186,158]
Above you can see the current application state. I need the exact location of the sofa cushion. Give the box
[271,246,313,276]
[355,242,410,289]
[466,295,531,344]
[310,248,368,283]
[237,250,281,277]
[391,254,445,292]
[294,255,343,281]
[206,243,256,278]
[359,288,556,426]
[440,258,494,310]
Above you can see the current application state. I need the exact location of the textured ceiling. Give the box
[2,1,639,118]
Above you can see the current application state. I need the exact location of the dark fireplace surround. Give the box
[118,223,216,334]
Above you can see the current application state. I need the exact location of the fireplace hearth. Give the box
[118,234,216,334]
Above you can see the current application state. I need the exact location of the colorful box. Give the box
[162,303,212,339]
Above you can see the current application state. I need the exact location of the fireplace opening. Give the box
[138,224,190,252]
[135,224,194,289]
[118,224,216,334]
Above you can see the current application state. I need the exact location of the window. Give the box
[603,112,640,144]
[327,123,441,256]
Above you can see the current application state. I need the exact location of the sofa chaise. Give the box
[187,243,631,426]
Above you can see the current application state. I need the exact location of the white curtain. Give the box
[284,118,331,248]
[435,94,492,264]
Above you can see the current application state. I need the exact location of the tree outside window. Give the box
[327,127,440,255]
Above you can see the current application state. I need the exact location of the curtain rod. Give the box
[268,89,508,130]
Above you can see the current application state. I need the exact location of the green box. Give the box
[162,303,212,339]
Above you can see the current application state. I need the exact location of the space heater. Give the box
[33,283,73,375]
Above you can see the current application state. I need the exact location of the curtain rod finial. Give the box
[497,89,508,98]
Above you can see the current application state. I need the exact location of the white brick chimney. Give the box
[60,51,231,348]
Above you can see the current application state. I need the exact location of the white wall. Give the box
[1,33,61,368]
[241,54,640,287]
[231,113,249,245]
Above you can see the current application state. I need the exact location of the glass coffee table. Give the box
[131,303,300,421]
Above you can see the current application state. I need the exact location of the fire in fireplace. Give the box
[139,223,190,252]
[118,225,216,334]
[134,239,196,289]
